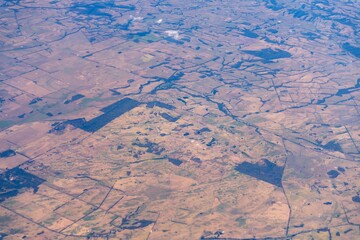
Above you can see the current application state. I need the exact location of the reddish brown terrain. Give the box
[0,0,359,239]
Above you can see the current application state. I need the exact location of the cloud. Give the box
[130,15,143,21]
[165,30,179,40]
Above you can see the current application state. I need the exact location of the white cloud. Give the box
[165,30,180,40]
[130,15,143,21]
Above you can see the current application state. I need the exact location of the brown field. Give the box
[0,0,359,239]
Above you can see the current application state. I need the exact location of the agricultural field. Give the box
[0,0,359,239]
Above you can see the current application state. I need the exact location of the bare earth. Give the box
[0,0,359,239]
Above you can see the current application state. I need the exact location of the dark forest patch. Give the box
[243,48,291,61]
[64,94,85,104]
[235,159,283,187]
[0,167,45,202]
[0,149,16,158]
[168,158,183,166]
[50,98,140,133]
